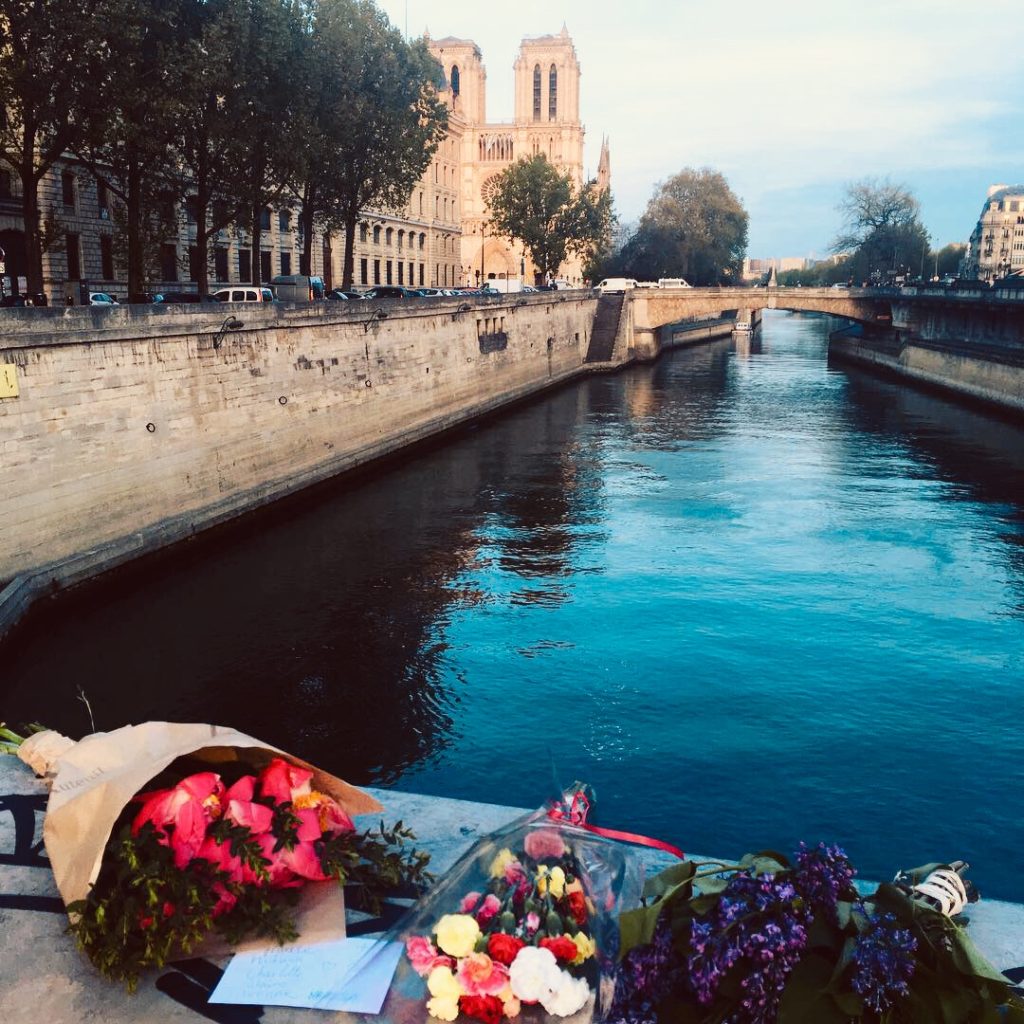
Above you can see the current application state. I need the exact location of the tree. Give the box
[932,242,967,279]
[292,0,447,291]
[616,168,748,285]
[833,178,930,284]
[0,0,111,294]
[71,0,184,298]
[485,155,612,282]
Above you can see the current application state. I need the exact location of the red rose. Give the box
[567,889,588,927]
[540,935,579,963]
[487,932,525,966]
[460,994,504,1024]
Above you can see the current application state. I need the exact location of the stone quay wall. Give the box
[828,329,1024,416]
[0,294,598,616]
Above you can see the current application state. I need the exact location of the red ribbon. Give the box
[546,791,686,861]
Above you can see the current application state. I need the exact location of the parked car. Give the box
[152,291,220,304]
[361,285,417,300]
[270,275,325,302]
[596,278,638,293]
[89,291,119,305]
[212,287,277,303]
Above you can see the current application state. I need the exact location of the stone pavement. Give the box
[2,756,1022,1023]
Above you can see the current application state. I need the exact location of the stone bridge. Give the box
[617,285,1024,360]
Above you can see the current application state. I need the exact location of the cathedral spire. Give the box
[597,135,611,191]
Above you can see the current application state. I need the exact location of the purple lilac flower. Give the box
[851,910,917,1014]
[686,873,810,1024]
[607,916,682,1024]
[793,842,856,923]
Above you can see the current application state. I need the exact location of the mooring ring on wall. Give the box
[278,396,288,405]
[145,422,156,433]
[365,379,372,388]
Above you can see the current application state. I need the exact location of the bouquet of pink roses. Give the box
[26,722,430,990]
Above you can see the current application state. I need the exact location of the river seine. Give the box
[5,310,1024,899]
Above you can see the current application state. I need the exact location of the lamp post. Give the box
[479,220,486,285]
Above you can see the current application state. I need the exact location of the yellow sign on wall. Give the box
[0,364,19,399]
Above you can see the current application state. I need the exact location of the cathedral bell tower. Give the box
[513,25,581,126]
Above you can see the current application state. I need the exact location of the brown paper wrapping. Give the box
[42,722,383,948]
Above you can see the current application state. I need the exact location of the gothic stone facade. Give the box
[430,27,609,288]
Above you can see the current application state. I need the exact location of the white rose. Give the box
[508,946,562,1003]
[541,971,591,1018]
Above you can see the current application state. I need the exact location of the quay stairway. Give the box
[585,294,625,363]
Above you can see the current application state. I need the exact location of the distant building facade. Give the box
[429,27,608,287]
[741,256,807,281]
[964,184,1024,282]
[1,26,604,302]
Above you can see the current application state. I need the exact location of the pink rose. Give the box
[524,829,566,862]
[258,758,313,805]
[460,891,482,913]
[406,935,454,977]
[132,772,224,869]
[525,912,541,935]
[456,952,509,997]
[475,893,501,924]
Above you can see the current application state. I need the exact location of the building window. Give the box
[533,64,541,120]
[409,261,414,284]
[386,259,392,284]
[65,233,81,279]
[397,229,404,250]
[398,262,404,285]
[373,225,381,244]
[188,245,199,282]
[281,251,291,275]
[62,171,76,209]
[549,65,557,119]
[418,192,423,215]
[185,196,199,224]
[385,227,393,246]
[278,210,291,231]
[260,250,272,280]
[258,207,271,231]
[373,258,380,284]
[96,179,108,216]
[418,232,425,249]
[100,235,114,279]
[161,243,178,281]
[0,169,11,197]
[451,64,460,97]
[359,223,368,243]
[360,257,368,284]
[238,249,251,282]
[419,263,424,286]
[215,246,229,282]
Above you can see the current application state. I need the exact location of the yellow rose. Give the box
[434,914,481,959]
[489,848,516,879]
[570,932,596,966]
[427,965,463,1000]
[498,983,522,1018]
[548,866,566,899]
[536,864,549,895]
[426,996,459,1021]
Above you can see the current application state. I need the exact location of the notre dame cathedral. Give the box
[430,27,611,287]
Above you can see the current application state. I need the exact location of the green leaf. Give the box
[778,954,848,1024]
[642,860,695,900]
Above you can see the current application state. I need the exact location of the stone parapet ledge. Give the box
[1,756,1022,1023]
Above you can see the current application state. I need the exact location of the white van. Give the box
[213,287,277,303]
[596,278,638,293]
[657,278,691,288]
[483,278,524,294]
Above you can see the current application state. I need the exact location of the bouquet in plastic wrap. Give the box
[329,786,650,1023]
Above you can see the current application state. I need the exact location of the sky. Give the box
[375,0,1024,260]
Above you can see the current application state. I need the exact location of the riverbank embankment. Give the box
[0,295,613,641]
[828,323,1024,417]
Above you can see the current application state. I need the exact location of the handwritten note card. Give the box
[209,937,403,1013]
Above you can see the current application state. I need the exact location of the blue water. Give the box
[5,312,1024,899]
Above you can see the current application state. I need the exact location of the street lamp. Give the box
[479,220,486,284]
